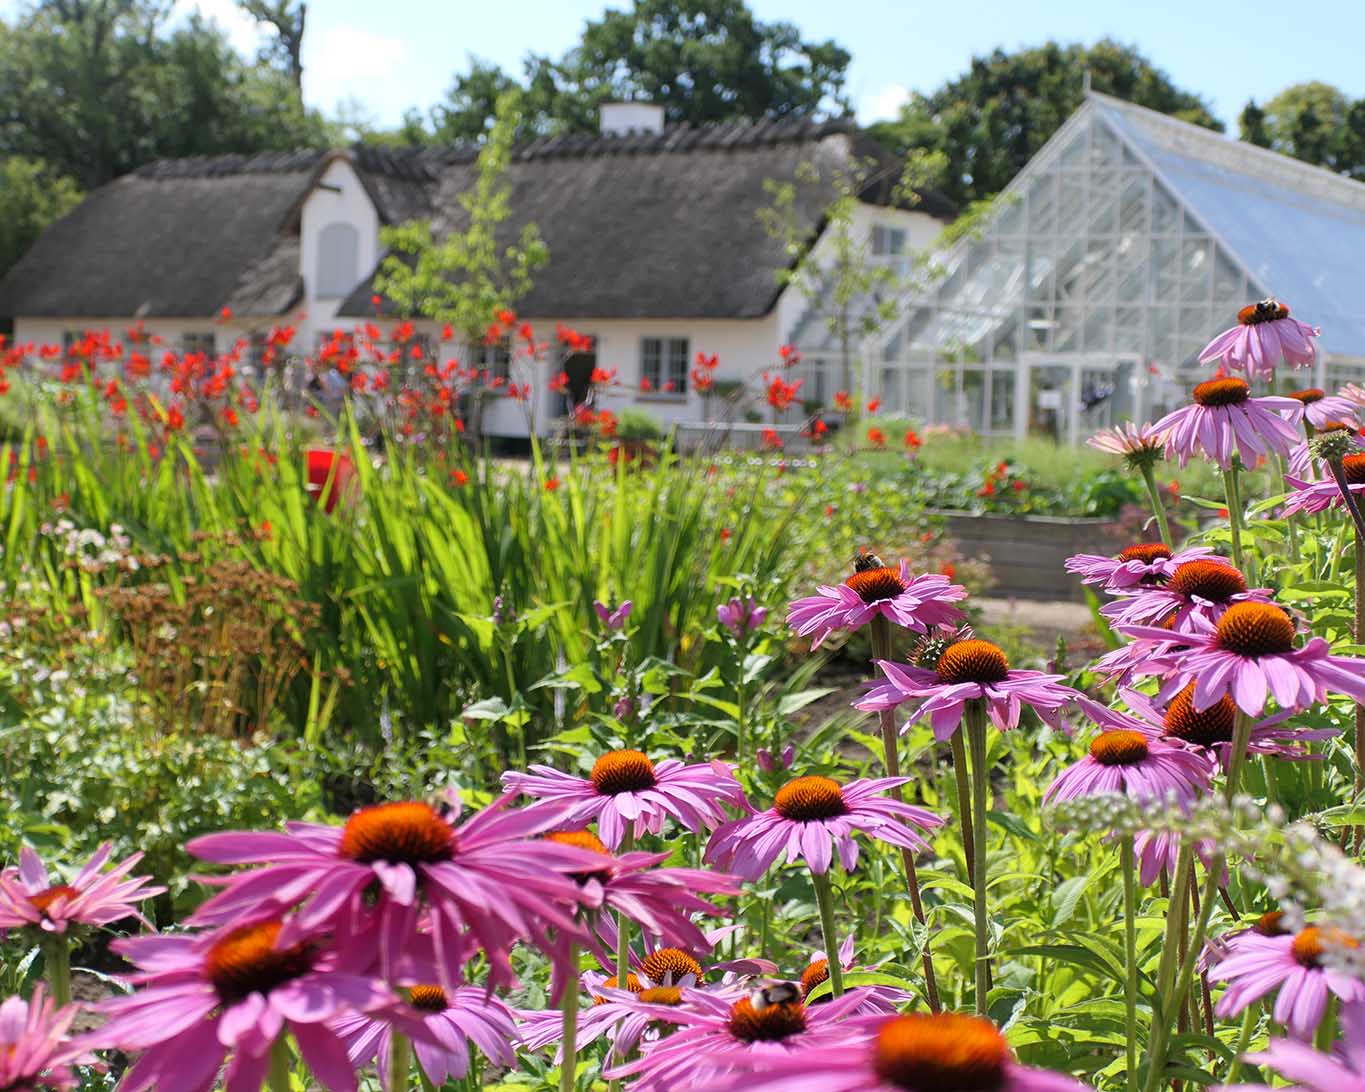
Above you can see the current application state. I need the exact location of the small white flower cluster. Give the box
[39,519,136,572]
[1050,792,1365,980]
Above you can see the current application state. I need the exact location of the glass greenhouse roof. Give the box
[1096,94,1365,359]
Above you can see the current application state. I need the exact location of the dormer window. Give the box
[872,225,907,256]
[316,222,360,299]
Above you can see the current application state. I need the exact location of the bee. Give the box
[748,982,801,1012]
[853,548,886,573]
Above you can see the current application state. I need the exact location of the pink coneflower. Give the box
[1286,388,1359,431]
[187,793,601,991]
[1120,601,1365,716]
[517,975,703,1063]
[787,560,966,650]
[1211,925,1365,1039]
[1043,728,1210,806]
[335,984,517,1087]
[1100,557,1273,631]
[798,936,908,1014]
[1289,428,1365,479]
[1151,377,1303,469]
[541,830,740,967]
[1083,685,1333,770]
[1285,453,1365,516]
[690,1011,1088,1092]
[0,844,163,935]
[1228,998,1365,1090]
[0,987,95,1091]
[606,986,872,1091]
[1132,830,1222,888]
[1198,299,1320,380]
[501,751,748,850]
[97,921,399,1092]
[631,931,777,983]
[703,776,943,880]
[856,639,1079,740]
[1065,543,1213,593]
[1087,421,1166,468]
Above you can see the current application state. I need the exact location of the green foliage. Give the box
[424,0,851,140]
[375,91,547,338]
[0,156,81,280]
[1239,82,1365,178]
[0,2,334,189]
[614,407,664,442]
[868,39,1220,206]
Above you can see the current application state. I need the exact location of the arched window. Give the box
[316,222,359,298]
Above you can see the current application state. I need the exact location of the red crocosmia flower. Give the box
[834,390,852,412]
[544,477,561,492]
[217,306,232,323]
[778,344,801,366]
[496,308,516,327]
[223,408,239,428]
[370,293,382,309]
[761,428,783,451]
[442,323,454,340]
[824,504,835,518]
[452,469,469,486]
[663,380,676,393]
[164,407,185,433]
[977,481,996,497]
[719,527,732,542]
[640,378,652,392]
[866,398,882,414]
[305,448,358,515]
[549,371,569,393]
[1218,506,1230,518]
[867,427,886,448]
[940,563,957,579]
[904,428,921,450]
[1012,479,1026,492]
[690,367,714,393]
[1168,480,1181,499]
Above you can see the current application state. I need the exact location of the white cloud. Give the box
[303,25,408,113]
[859,83,912,123]
[176,0,266,57]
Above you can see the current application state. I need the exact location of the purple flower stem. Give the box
[965,698,991,1016]
[869,616,941,1013]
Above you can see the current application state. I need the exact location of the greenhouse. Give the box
[804,92,1365,443]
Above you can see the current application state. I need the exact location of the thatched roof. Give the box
[0,119,952,323]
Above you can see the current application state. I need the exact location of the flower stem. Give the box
[267,1037,292,1092]
[809,869,846,998]
[1222,466,1244,571]
[1140,463,1174,548]
[964,699,991,1016]
[388,1030,411,1091]
[560,944,580,1092]
[42,933,70,1008]
[1142,844,1193,1092]
[1357,526,1365,851]
[868,615,940,1012]
[616,830,635,988]
[1121,839,1139,1091]
[950,730,976,886]
[1225,1004,1258,1085]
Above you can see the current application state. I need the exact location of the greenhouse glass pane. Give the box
[1089,169,1120,233]
[1152,183,1180,234]
[1181,238,1212,302]
[1118,173,1149,234]
[989,370,1016,432]
[1028,173,1058,236]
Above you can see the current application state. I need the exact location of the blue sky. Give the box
[11,0,1365,131]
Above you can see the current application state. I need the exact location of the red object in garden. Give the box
[305,448,357,514]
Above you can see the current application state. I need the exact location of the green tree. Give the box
[0,1,331,189]
[0,157,82,278]
[375,91,547,342]
[235,0,305,94]
[868,39,1220,207]
[1240,100,1271,148]
[428,0,850,140]
[1245,82,1355,173]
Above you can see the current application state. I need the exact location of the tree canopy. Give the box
[867,39,1221,207]
[0,0,331,190]
[421,0,850,143]
[1239,82,1365,180]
